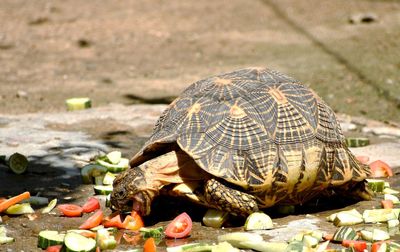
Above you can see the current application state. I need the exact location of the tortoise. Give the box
[110,67,372,216]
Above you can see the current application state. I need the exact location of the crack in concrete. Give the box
[260,0,400,108]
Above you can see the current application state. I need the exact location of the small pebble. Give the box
[63,196,72,200]
[16,90,28,98]
[349,13,378,24]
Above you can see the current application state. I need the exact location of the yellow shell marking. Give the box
[230,105,246,119]
[268,88,288,104]
[188,103,201,115]
[215,78,232,86]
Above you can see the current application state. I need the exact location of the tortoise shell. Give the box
[130,68,369,206]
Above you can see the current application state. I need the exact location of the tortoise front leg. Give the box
[204,178,258,216]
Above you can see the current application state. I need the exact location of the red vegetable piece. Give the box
[356,155,370,165]
[57,204,83,217]
[381,199,394,209]
[45,245,62,252]
[143,237,157,252]
[342,240,367,252]
[370,160,393,178]
[122,210,144,231]
[103,212,124,229]
[79,210,104,229]
[165,212,192,239]
[371,241,391,252]
[82,197,100,213]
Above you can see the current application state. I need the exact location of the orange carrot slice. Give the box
[0,191,30,213]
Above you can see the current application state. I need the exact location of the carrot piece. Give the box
[0,191,30,213]
[144,237,157,252]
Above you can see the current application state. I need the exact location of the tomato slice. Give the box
[103,212,125,229]
[82,197,100,213]
[45,245,62,252]
[370,160,393,178]
[57,204,83,217]
[342,240,367,252]
[79,210,104,229]
[371,241,390,252]
[143,237,157,252]
[123,210,144,231]
[356,155,370,165]
[165,212,192,239]
[381,199,394,209]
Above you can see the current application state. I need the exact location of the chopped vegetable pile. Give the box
[1,151,399,252]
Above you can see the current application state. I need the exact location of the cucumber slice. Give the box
[244,212,273,230]
[8,152,28,174]
[302,235,318,248]
[367,179,385,192]
[96,158,129,173]
[140,227,164,238]
[81,164,108,184]
[333,211,364,226]
[217,232,263,248]
[166,243,201,252]
[345,137,369,147]
[94,175,104,185]
[106,151,122,165]
[103,172,117,185]
[66,97,91,111]
[363,209,398,223]
[373,229,390,241]
[42,198,57,214]
[202,209,229,228]
[286,240,304,252]
[0,236,15,245]
[96,228,117,250]
[37,230,65,249]
[383,188,400,195]
[332,227,357,242]
[388,219,399,228]
[5,203,35,215]
[22,196,49,206]
[182,243,213,251]
[64,232,96,252]
[93,185,113,195]
[239,241,287,252]
[384,194,400,204]
[360,230,373,241]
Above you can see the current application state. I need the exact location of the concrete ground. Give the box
[1,0,400,251]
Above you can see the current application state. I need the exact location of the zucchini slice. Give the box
[345,137,369,147]
[93,185,113,195]
[8,152,28,174]
[81,164,108,184]
[332,226,357,242]
[66,97,91,111]
[218,232,263,248]
[5,203,34,215]
[64,232,96,252]
[42,198,57,214]
[244,212,273,230]
[96,158,129,173]
[102,172,117,185]
[37,230,65,249]
[202,209,229,228]
[105,151,122,165]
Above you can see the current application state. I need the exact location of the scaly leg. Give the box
[204,178,258,216]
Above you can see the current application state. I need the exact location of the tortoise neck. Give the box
[142,151,184,189]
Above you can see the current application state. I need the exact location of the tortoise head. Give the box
[110,167,157,216]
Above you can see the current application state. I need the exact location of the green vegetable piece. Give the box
[390,242,400,251]
[333,211,364,226]
[96,158,129,173]
[345,137,369,147]
[22,196,49,205]
[102,172,117,185]
[166,243,201,252]
[202,209,229,228]
[367,179,386,193]
[0,236,15,244]
[81,164,108,184]
[5,203,34,215]
[239,241,287,252]
[66,97,91,111]
[286,240,304,252]
[42,198,57,214]
[217,232,263,249]
[93,185,113,195]
[384,194,400,204]
[383,188,400,195]
[64,232,96,252]
[244,212,273,230]
[388,219,399,228]
[302,235,319,248]
[359,230,373,241]
[332,226,357,242]
[372,229,390,241]
[8,152,28,174]
[106,151,122,165]
[363,209,398,223]
[97,228,117,250]
[140,227,164,238]
[37,230,65,249]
